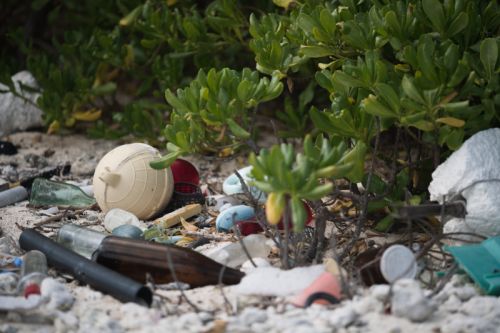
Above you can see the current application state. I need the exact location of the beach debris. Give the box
[93,143,174,219]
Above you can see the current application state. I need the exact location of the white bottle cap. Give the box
[380,244,417,283]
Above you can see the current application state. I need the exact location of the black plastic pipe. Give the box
[19,229,152,306]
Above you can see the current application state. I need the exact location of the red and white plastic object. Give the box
[291,272,342,307]
[23,283,41,298]
[170,159,200,185]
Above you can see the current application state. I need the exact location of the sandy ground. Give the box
[1,132,499,333]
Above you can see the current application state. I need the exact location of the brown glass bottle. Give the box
[93,236,244,287]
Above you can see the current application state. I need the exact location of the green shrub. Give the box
[1,0,499,233]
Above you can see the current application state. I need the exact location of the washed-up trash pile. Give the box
[1,128,500,332]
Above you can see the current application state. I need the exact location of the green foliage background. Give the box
[1,0,499,230]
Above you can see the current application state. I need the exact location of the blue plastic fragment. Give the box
[445,236,500,295]
[111,224,144,239]
[13,257,23,267]
[216,205,255,232]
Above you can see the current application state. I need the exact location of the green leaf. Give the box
[303,183,333,200]
[441,100,469,112]
[362,95,398,118]
[300,45,335,58]
[237,80,252,102]
[446,128,464,150]
[374,83,400,112]
[436,117,465,127]
[92,82,117,96]
[119,5,142,27]
[252,180,275,193]
[374,215,395,232]
[422,0,446,33]
[402,76,425,105]
[412,120,434,131]
[290,196,307,232]
[165,90,190,114]
[150,151,183,169]
[340,141,367,183]
[333,71,366,89]
[316,163,353,178]
[417,36,439,84]
[273,0,294,9]
[226,118,250,139]
[446,12,468,37]
[480,38,498,79]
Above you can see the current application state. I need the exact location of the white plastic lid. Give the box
[380,244,417,283]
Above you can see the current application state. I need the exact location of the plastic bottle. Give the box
[17,250,48,297]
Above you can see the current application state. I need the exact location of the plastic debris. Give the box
[0,186,28,208]
[112,224,143,239]
[223,166,266,203]
[167,182,205,210]
[153,203,202,228]
[235,265,325,297]
[446,236,500,295]
[429,128,500,237]
[0,71,44,137]
[207,195,242,211]
[0,294,42,311]
[235,220,263,236]
[380,244,418,283]
[17,250,48,297]
[29,178,96,208]
[104,208,145,233]
[355,244,417,286]
[170,158,200,185]
[206,234,270,268]
[216,205,255,232]
[292,272,342,307]
[19,228,153,306]
[93,143,174,220]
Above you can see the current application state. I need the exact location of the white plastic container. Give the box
[93,143,174,220]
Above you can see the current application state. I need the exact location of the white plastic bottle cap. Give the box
[93,143,174,220]
[380,244,417,283]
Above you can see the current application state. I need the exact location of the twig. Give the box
[182,231,227,241]
[281,201,291,269]
[164,246,201,312]
[232,223,256,268]
[429,263,459,297]
[234,170,280,248]
[32,213,66,228]
[340,118,382,260]
[217,265,235,315]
